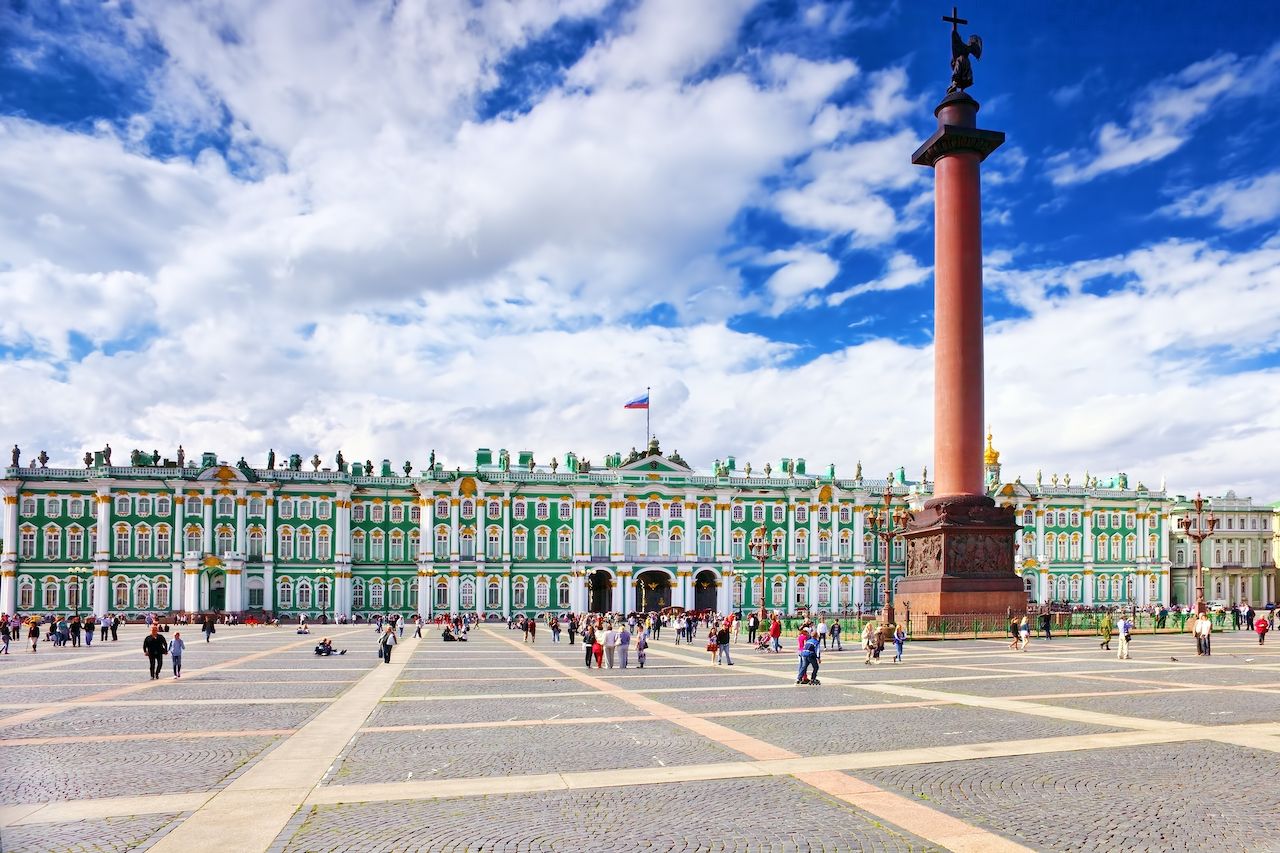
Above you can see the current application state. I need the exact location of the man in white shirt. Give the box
[817,619,828,649]
[1116,616,1131,660]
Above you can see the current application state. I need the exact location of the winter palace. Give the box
[0,436,1275,620]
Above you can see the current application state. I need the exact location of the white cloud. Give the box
[827,252,930,306]
[1163,169,1280,229]
[759,249,839,314]
[1048,43,1280,185]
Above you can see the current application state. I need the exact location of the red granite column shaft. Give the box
[932,149,985,498]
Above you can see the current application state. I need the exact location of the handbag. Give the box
[706,642,717,652]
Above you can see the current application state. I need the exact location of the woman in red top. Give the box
[1256,617,1270,645]
[768,616,782,653]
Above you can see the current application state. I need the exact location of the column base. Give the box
[901,494,1025,617]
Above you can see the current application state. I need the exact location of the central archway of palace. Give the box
[635,569,672,612]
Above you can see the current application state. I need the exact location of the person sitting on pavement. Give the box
[314,637,345,656]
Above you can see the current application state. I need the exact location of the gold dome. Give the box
[984,429,1000,465]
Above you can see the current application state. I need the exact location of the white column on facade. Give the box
[661,505,670,561]
[502,493,512,562]
[501,568,511,618]
[475,571,485,618]
[235,489,248,555]
[1083,571,1094,606]
[715,499,726,561]
[263,491,276,612]
[786,571,797,615]
[1,489,18,616]
[808,498,819,569]
[1082,509,1094,566]
[225,564,244,612]
[183,555,200,613]
[449,496,460,561]
[95,485,112,617]
[1036,508,1048,562]
[201,487,214,554]
[611,571,624,612]
[683,495,697,561]
[170,485,184,612]
[610,493,623,559]
[852,568,865,608]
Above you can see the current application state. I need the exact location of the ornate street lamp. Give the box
[315,566,336,619]
[1176,492,1217,615]
[865,478,912,626]
[748,526,778,623]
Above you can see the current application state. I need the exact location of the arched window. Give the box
[154,579,170,610]
[558,528,572,559]
[732,531,746,560]
[249,497,265,516]
[593,500,607,518]
[487,527,501,560]
[435,499,449,517]
[409,529,420,558]
[352,579,365,610]
[513,578,527,609]
[297,528,313,561]
[817,505,830,524]
[534,530,549,560]
[646,501,661,519]
[44,525,61,560]
[352,531,366,562]
[43,576,60,610]
[512,528,527,559]
[278,528,294,560]
[818,532,831,560]
[18,576,35,609]
[794,532,809,561]
[134,579,151,610]
[185,526,201,554]
[646,530,661,557]
[115,495,131,516]
[795,577,808,606]
[370,531,385,562]
[296,580,312,609]
[66,576,82,610]
[1124,575,1135,599]
[114,577,130,609]
[1022,509,1033,526]
[1110,576,1122,600]
[1055,577,1068,600]
[1097,535,1109,561]
[114,525,131,558]
[156,526,171,559]
[136,525,152,559]
[278,579,293,609]
[839,576,851,606]
[389,579,404,610]
[624,501,638,518]
[667,529,682,557]
[732,576,744,607]
[1070,534,1081,560]
[733,504,745,522]
[624,530,638,560]
[217,527,234,556]
[390,531,404,562]
[317,528,332,560]
[487,578,501,608]
[217,497,233,516]
[460,499,474,520]
[460,579,475,609]
[592,530,608,558]
[1125,535,1136,561]
[839,531,852,561]
[771,577,785,606]
[435,578,449,608]
[817,577,831,607]
[535,577,550,608]
[369,579,384,609]
[557,578,570,608]
[185,496,201,516]
[669,501,683,519]
[435,526,449,555]
[1069,576,1081,600]
[316,579,331,611]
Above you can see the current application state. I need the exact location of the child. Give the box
[797,634,821,685]
[170,632,185,678]
[892,623,906,663]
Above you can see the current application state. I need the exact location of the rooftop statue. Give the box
[944,6,983,93]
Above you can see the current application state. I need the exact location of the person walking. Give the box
[618,624,631,669]
[1116,615,1132,660]
[583,623,596,667]
[769,615,782,653]
[1039,610,1052,641]
[716,622,733,666]
[1099,612,1113,651]
[817,618,828,649]
[591,626,604,669]
[202,614,216,643]
[378,625,398,664]
[170,632,186,678]
[1195,612,1212,656]
[636,629,648,668]
[796,632,820,685]
[707,626,719,665]
[28,618,40,653]
[100,615,110,642]
[1255,615,1269,645]
[527,618,537,643]
[862,620,877,665]
[603,624,617,669]
[110,614,120,642]
[1018,615,1031,651]
[892,623,906,663]
[567,615,578,646]
[747,612,759,645]
[142,624,168,680]
[84,615,95,647]
[1,619,9,655]
[829,620,843,651]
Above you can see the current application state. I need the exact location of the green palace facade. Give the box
[0,437,1275,620]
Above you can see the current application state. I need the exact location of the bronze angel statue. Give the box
[948,24,982,93]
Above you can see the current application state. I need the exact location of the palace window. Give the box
[390,504,404,523]
[44,527,60,559]
[817,577,831,608]
[435,528,449,555]
[217,497,233,516]
[279,500,294,520]
[114,527,130,558]
[390,532,404,562]
[668,530,682,557]
[352,580,365,610]
[558,500,570,519]
[732,532,745,560]
[669,502,682,519]
[278,529,294,560]
[18,497,34,517]
[316,579,331,611]
[732,504,744,522]
[513,501,527,521]
[409,530,420,558]
[592,530,607,559]
[318,528,332,560]
[796,505,808,524]
[368,580,384,609]
[298,501,312,520]
[624,531,638,560]
[535,577,550,608]
[753,504,764,523]
[773,530,786,555]
[41,497,60,518]
[246,528,263,558]
[488,500,501,520]
[646,531,660,557]
[18,577,34,610]
[794,533,808,561]
[535,531,549,561]
[839,506,851,523]
[388,579,403,610]
[646,501,661,520]
[1126,514,1135,528]
[1097,535,1108,561]
[134,580,150,610]
[536,502,550,521]
[184,496,200,516]
[460,500,474,520]
[370,504,384,523]
[624,501,638,518]
[185,527,201,554]
[297,529,313,561]
[279,579,295,610]
[1098,514,1108,529]
[772,505,784,523]
[317,500,331,520]
[1022,509,1033,526]
[818,534,831,560]
[558,530,571,559]
[513,579,527,609]
[371,533,385,561]
[114,579,130,609]
[1110,514,1120,527]
[460,579,475,609]
[408,503,420,523]
[1070,512,1080,527]
[68,527,85,559]
[353,532,368,561]
[593,500,607,519]
[137,527,152,559]
[1070,534,1081,560]
[436,499,449,518]
[697,531,713,560]
[435,579,448,609]
[487,579,501,609]
[699,502,714,520]
[488,528,502,560]
[295,580,312,610]
[839,576,851,606]
[217,528,233,556]
[351,503,365,523]
[558,579,570,608]
[460,531,475,559]
[732,576,744,607]
[795,577,807,606]
[817,505,830,524]
[513,530,527,558]
[840,532,852,561]
[1057,511,1067,526]
[1125,536,1136,561]
[69,497,84,516]
[771,577,785,607]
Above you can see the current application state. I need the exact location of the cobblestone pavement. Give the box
[283,778,942,853]
[3,626,1278,853]
[857,742,1280,852]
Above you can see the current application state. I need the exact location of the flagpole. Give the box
[646,385,651,445]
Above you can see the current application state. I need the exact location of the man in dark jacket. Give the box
[142,625,168,680]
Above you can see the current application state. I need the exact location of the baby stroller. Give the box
[754,634,772,652]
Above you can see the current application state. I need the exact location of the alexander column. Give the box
[898,8,1026,619]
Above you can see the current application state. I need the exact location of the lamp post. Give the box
[68,568,86,619]
[315,566,336,621]
[749,526,778,624]
[865,478,912,626]
[1176,492,1217,615]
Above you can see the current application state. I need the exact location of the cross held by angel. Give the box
[944,6,983,93]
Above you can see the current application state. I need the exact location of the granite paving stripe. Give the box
[1,702,323,739]
[0,728,296,746]
[283,776,944,853]
[0,811,186,852]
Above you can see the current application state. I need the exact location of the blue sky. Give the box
[1,0,1278,499]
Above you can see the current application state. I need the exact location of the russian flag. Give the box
[624,392,649,409]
